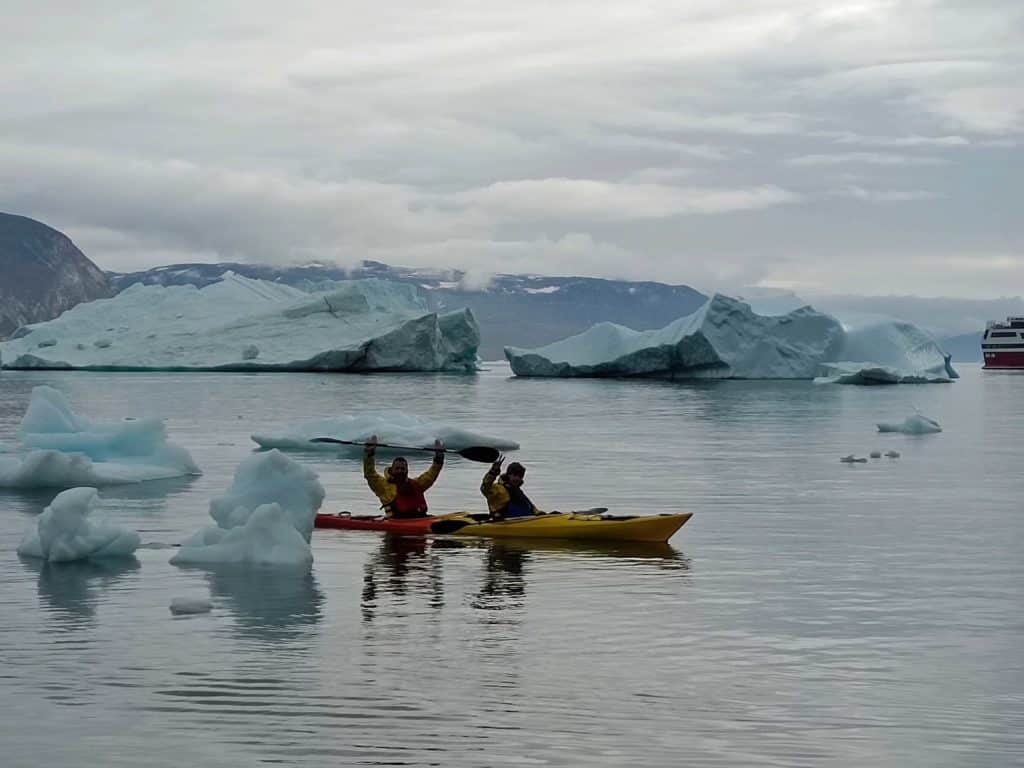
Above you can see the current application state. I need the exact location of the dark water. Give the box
[0,364,1022,766]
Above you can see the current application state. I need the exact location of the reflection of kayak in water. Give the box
[466,537,685,562]
[433,512,692,543]
[314,512,459,535]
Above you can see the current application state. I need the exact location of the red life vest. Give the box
[387,481,428,518]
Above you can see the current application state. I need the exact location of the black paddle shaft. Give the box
[310,437,500,464]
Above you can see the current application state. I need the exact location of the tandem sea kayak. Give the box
[433,512,692,543]
[315,511,692,543]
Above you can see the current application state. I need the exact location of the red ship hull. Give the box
[983,350,1024,369]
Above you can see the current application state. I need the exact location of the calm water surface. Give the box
[0,364,1022,766]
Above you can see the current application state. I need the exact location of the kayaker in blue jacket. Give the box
[480,456,542,521]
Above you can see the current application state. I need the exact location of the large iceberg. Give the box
[18,487,141,562]
[0,386,200,488]
[171,450,325,567]
[0,273,479,372]
[252,412,520,453]
[505,294,957,383]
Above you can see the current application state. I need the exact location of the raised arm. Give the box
[362,435,389,498]
[413,439,445,491]
[480,456,504,503]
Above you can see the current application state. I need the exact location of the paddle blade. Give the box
[457,446,501,463]
[430,519,474,535]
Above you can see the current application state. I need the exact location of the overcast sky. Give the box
[1,1,1021,297]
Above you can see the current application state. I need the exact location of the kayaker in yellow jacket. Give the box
[364,434,445,518]
[480,456,542,521]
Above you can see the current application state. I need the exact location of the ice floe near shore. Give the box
[0,386,200,488]
[17,487,140,562]
[252,413,520,453]
[505,294,956,384]
[171,450,324,567]
[0,273,479,372]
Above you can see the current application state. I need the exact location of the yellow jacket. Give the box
[480,467,542,518]
[364,453,443,516]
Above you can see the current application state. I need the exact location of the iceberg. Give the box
[824,313,957,383]
[0,273,479,372]
[815,363,953,384]
[505,294,957,383]
[17,487,141,562]
[877,413,942,434]
[252,412,520,453]
[506,295,844,379]
[171,450,325,567]
[0,386,200,488]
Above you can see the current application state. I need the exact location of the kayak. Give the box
[315,513,447,535]
[439,512,692,543]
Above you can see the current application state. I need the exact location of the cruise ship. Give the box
[982,317,1024,369]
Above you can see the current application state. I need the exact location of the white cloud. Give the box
[788,152,947,166]
[831,185,939,202]
[454,178,799,219]
[923,86,1024,134]
[825,132,970,147]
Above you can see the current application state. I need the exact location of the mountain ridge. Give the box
[0,212,111,338]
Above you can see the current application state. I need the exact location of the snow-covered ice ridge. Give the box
[252,413,520,453]
[0,273,479,372]
[505,294,958,383]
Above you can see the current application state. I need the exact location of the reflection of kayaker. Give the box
[472,542,529,610]
[363,434,445,518]
[480,456,542,521]
[361,535,444,621]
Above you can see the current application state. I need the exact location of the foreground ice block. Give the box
[171,450,325,567]
[252,412,520,453]
[0,386,200,488]
[0,273,479,372]
[506,294,957,383]
[18,487,140,562]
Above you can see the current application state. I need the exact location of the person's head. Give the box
[388,457,409,483]
[505,461,526,487]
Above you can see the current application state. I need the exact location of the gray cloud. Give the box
[0,0,1021,297]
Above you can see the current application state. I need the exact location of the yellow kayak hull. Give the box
[447,512,692,543]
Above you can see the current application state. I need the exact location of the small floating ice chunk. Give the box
[877,413,941,435]
[171,450,325,567]
[17,487,140,562]
[169,597,213,615]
